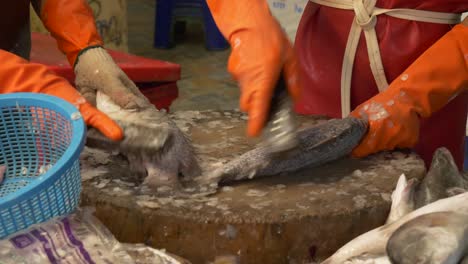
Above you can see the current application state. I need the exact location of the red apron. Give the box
[294,0,468,168]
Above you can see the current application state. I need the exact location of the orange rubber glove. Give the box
[206,0,301,137]
[350,22,468,158]
[0,49,123,141]
[34,0,151,110]
[33,0,103,67]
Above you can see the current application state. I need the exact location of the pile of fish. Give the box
[322,148,468,264]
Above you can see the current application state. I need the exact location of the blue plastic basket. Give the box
[0,93,86,238]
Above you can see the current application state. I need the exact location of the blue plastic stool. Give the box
[154,0,229,50]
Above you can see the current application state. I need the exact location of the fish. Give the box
[322,147,468,263]
[385,174,418,225]
[196,117,368,187]
[93,92,201,194]
[387,211,468,264]
[321,192,468,264]
[386,148,467,225]
[413,147,468,208]
[323,173,417,263]
[331,254,391,264]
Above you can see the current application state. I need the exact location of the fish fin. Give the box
[386,174,416,224]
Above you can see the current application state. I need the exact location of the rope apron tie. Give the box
[309,0,462,117]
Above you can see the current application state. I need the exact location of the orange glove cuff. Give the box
[386,23,468,118]
[40,0,104,66]
[0,50,123,141]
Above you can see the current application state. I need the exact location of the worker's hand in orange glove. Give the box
[74,47,152,110]
[0,49,123,141]
[206,0,301,137]
[34,0,151,111]
[350,22,468,158]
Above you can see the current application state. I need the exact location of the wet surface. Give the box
[80,110,426,263]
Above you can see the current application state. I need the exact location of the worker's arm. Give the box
[0,49,123,141]
[350,21,468,157]
[31,0,102,66]
[32,0,151,109]
[206,0,302,137]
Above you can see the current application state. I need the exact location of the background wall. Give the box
[267,0,308,42]
[29,1,467,51]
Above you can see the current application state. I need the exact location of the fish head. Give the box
[387,211,468,264]
[414,148,466,208]
[95,91,201,196]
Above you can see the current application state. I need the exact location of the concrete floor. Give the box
[127,0,239,112]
